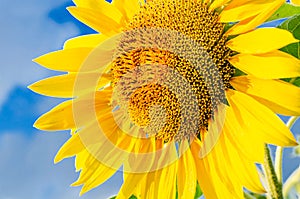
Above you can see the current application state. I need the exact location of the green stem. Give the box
[263,145,283,199]
[274,116,298,183]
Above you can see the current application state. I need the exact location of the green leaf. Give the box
[291,78,300,87]
[267,3,300,22]
[194,182,203,199]
[277,15,300,87]
[278,14,300,59]
[280,77,300,88]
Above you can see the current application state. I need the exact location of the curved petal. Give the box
[64,34,108,49]
[221,125,265,193]
[225,0,285,35]
[33,89,112,130]
[226,28,298,54]
[191,139,242,198]
[157,162,177,199]
[74,149,89,171]
[137,170,159,198]
[77,158,119,195]
[220,0,274,22]
[28,73,111,98]
[72,0,125,26]
[54,133,85,163]
[229,50,300,79]
[177,143,197,199]
[231,76,300,116]
[223,107,265,163]
[112,0,143,21]
[191,140,218,199]
[209,0,231,11]
[28,74,75,98]
[227,89,298,146]
[134,155,171,198]
[116,172,147,199]
[67,6,122,35]
[34,100,75,130]
[33,48,93,72]
[291,0,300,6]
[57,125,124,172]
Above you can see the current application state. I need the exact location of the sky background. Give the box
[0,1,299,199]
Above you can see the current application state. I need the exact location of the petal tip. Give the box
[54,154,64,164]
[32,57,40,64]
[71,180,82,187]
[33,115,48,130]
[79,186,88,196]
[27,83,34,92]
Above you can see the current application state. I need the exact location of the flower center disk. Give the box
[111,0,234,142]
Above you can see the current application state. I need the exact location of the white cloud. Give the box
[0,132,122,199]
[0,0,79,106]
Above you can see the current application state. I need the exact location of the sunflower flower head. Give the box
[30,0,300,198]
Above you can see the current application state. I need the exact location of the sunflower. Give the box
[30,0,300,198]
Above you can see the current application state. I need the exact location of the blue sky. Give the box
[0,1,299,199]
[0,0,122,198]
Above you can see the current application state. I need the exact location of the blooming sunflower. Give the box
[30,0,300,198]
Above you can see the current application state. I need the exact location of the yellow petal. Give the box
[54,133,84,163]
[77,115,137,173]
[73,0,124,26]
[116,172,147,199]
[226,0,285,35]
[227,89,298,146]
[29,74,74,98]
[192,139,242,198]
[124,140,177,198]
[221,129,265,193]
[227,28,298,54]
[224,0,260,9]
[34,100,75,130]
[177,144,197,199]
[78,160,119,195]
[224,106,265,163]
[112,0,142,20]
[191,140,218,199]
[63,34,108,49]
[157,162,177,199]
[124,139,156,173]
[130,172,145,198]
[67,7,122,36]
[139,170,159,198]
[33,48,93,72]
[220,0,274,22]
[74,149,89,171]
[54,117,117,166]
[209,0,231,11]
[229,50,300,79]
[28,73,111,98]
[231,76,300,116]
[207,137,243,198]
[33,89,112,130]
[291,0,300,6]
